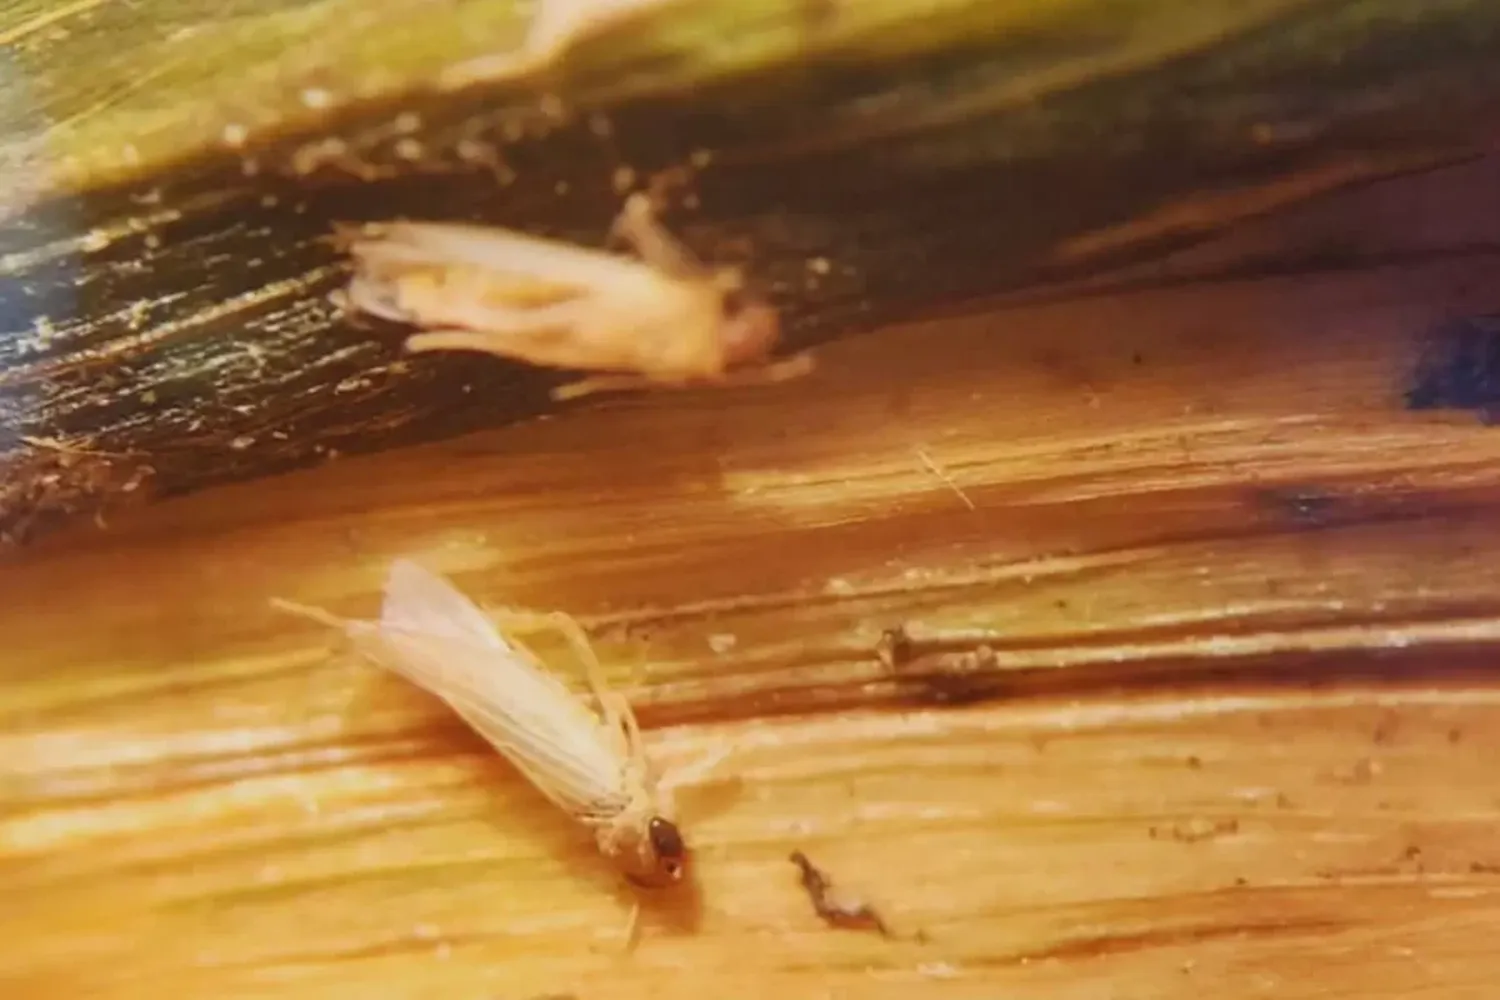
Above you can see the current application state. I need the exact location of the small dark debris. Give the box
[903,653,1002,705]
[879,627,1008,706]
[1255,485,1343,527]
[874,625,913,670]
[1185,755,1203,770]
[1406,313,1500,421]
[1147,818,1240,843]
[788,850,892,938]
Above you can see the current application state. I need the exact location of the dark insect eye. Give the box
[647,816,685,861]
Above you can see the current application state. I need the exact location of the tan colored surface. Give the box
[4,161,1500,998]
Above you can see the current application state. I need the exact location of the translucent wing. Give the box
[377,558,511,651]
[346,560,631,819]
[346,222,664,300]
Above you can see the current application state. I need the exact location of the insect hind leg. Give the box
[610,193,709,281]
[551,352,815,402]
[551,372,679,401]
[487,608,601,674]
[488,607,643,753]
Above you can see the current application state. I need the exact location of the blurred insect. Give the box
[272,558,699,888]
[332,192,813,401]
[439,0,662,85]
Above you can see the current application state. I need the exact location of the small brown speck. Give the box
[1335,757,1380,784]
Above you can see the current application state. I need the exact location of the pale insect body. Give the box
[333,193,812,400]
[438,0,665,87]
[274,559,687,886]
